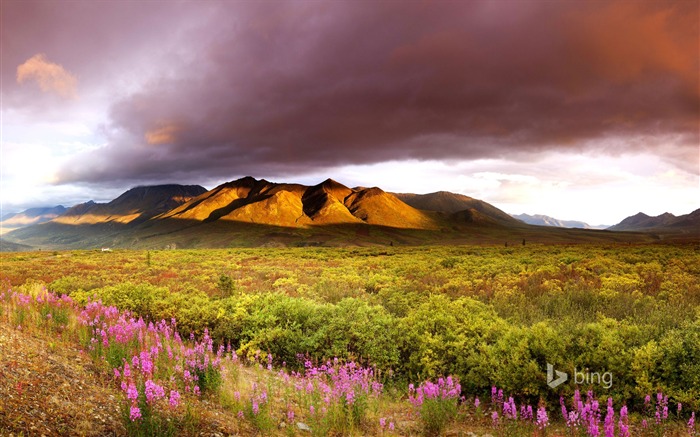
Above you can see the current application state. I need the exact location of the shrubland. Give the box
[1,243,698,435]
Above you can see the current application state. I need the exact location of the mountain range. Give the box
[1,177,698,250]
[510,213,608,230]
[608,210,700,231]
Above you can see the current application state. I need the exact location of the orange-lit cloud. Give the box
[145,122,182,145]
[16,54,77,99]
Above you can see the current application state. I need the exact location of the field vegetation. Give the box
[1,243,698,435]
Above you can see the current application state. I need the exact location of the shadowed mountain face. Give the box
[394,191,520,226]
[0,205,67,234]
[608,209,700,232]
[53,185,207,225]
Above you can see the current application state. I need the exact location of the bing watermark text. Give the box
[546,363,613,389]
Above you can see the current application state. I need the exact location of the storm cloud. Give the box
[3,1,699,186]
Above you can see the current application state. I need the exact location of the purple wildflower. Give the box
[536,406,549,429]
[129,405,141,421]
[619,405,630,437]
[126,383,138,401]
[169,390,180,408]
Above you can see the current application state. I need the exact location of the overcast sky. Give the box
[1,0,698,225]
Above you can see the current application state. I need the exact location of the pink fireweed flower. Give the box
[536,406,549,429]
[389,422,394,431]
[140,351,153,376]
[491,411,499,427]
[688,412,695,435]
[126,383,138,401]
[503,397,517,420]
[129,405,142,421]
[193,385,200,396]
[237,410,244,419]
[379,417,386,428]
[169,390,180,408]
[287,409,294,422]
[619,405,630,437]
[144,379,165,403]
[252,400,259,415]
[113,368,120,379]
[474,397,480,409]
[604,399,615,437]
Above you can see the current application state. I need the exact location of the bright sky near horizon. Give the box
[1,1,698,225]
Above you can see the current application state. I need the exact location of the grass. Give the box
[0,243,699,435]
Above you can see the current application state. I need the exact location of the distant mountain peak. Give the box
[609,210,696,231]
[510,213,606,229]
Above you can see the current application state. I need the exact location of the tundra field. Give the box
[1,243,699,436]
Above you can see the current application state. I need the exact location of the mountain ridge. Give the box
[608,209,700,232]
[4,177,698,250]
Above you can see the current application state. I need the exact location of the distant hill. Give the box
[511,213,607,229]
[0,205,67,234]
[608,209,700,233]
[394,191,520,226]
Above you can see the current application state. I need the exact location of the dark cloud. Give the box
[4,1,698,185]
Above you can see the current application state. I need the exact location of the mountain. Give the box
[511,213,607,229]
[394,191,520,225]
[0,205,67,234]
[608,209,700,233]
[4,177,686,250]
[53,185,207,226]
[161,177,435,229]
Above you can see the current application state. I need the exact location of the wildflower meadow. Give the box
[1,244,699,435]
